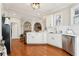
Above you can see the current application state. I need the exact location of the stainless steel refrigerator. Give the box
[2,17,10,54]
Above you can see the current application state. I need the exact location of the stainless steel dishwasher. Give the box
[62,35,75,55]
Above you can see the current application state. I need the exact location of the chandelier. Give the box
[32,3,40,9]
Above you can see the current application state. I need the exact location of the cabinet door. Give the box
[35,33,43,43]
[48,34,62,48]
[27,33,38,43]
[76,36,79,56]
[43,32,47,43]
[27,33,43,44]
[48,38,56,46]
[27,33,35,43]
[47,33,55,45]
[53,34,62,48]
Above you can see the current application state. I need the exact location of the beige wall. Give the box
[21,18,45,33]
[53,7,71,26]
[45,4,78,27]
[0,3,2,40]
[21,5,73,33]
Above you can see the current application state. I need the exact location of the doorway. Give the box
[11,22,18,39]
[23,21,31,32]
[23,21,32,44]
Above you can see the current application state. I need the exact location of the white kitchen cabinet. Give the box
[27,32,47,44]
[47,33,55,45]
[46,15,54,28]
[27,32,62,48]
[43,31,47,43]
[47,33,62,48]
[75,36,79,56]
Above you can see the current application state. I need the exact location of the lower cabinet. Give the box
[27,32,62,48]
[74,36,79,56]
[27,32,47,44]
[48,33,62,48]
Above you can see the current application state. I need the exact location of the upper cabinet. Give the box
[46,15,54,28]
[71,4,79,25]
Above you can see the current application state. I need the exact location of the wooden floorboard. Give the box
[10,39,71,56]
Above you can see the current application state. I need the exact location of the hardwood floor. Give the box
[10,39,71,56]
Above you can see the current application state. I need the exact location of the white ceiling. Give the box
[2,3,74,20]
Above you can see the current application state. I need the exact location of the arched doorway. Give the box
[23,21,31,44]
[23,21,31,32]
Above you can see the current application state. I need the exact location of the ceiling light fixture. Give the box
[32,3,40,9]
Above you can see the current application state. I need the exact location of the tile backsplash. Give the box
[70,25,79,35]
[47,25,79,35]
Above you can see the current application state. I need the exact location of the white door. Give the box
[11,23,18,39]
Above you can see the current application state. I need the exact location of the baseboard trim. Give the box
[12,38,20,40]
[27,43,62,49]
[27,43,61,48]
[27,44,48,46]
[47,43,62,49]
